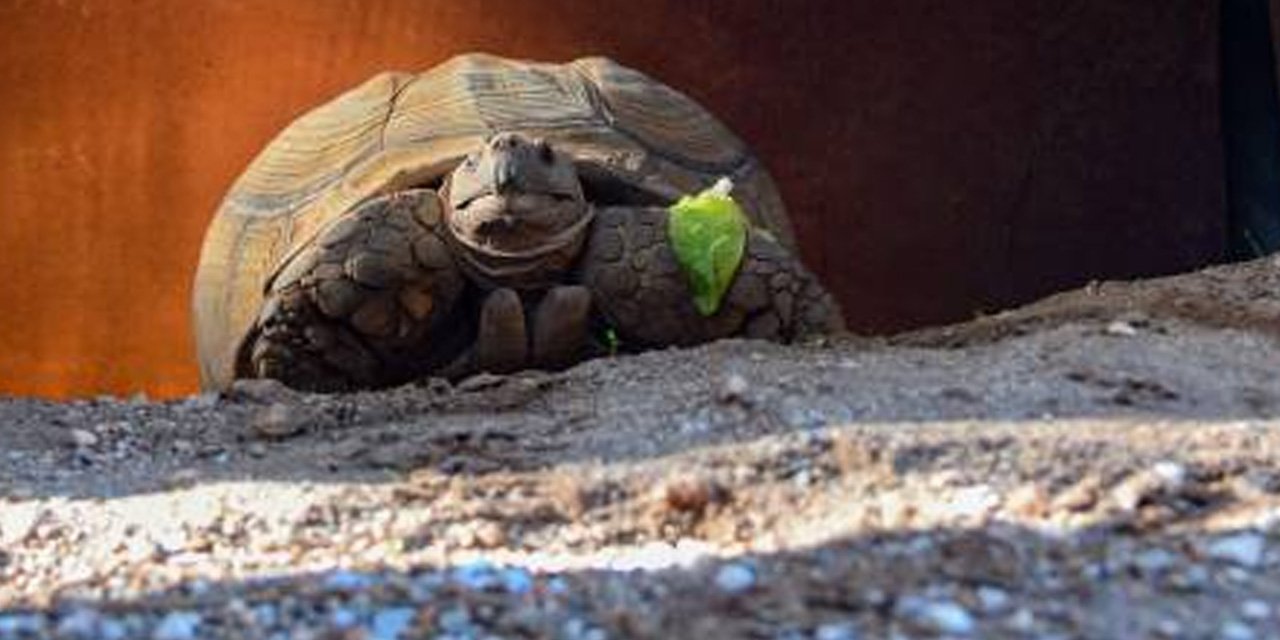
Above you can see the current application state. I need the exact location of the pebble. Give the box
[938,484,999,520]
[100,619,128,640]
[452,561,501,590]
[151,611,201,640]
[253,603,278,628]
[1105,320,1138,336]
[1220,620,1256,640]
[975,585,1011,614]
[1206,532,1267,568]
[717,374,750,404]
[814,621,859,640]
[1241,599,1272,620]
[329,607,359,628]
[499,567,534,595]
[1133,548,1178,573]
[251,402,309,439]
[1112,462,1185,512]
[181,392,220,410]
[437,606,472,634]
[898,596,976,636]
[55,609,101,638]
[70,428,99,448]
[473,520,507,548]
[166,468,201,489]
[1005,608,1036,633]
[370,607,417,640]
[714,562,757,594]
[0,615,43,635]
[324,569,375,591]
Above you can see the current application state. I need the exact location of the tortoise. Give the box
[192,53,843,392]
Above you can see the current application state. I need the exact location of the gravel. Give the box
[1,257,1280,638]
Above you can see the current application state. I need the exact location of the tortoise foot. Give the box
[475,288,528,374]
[241,189,464,391]
[531,285,592,370]
[452,284,593,376]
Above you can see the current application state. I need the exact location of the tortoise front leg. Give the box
[444,284,593,377]
[240,189,466,391]
[579,206,843,349]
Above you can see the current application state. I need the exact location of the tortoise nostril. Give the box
[493,134,520,150]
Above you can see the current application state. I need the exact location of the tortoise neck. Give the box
[444,206,596,290]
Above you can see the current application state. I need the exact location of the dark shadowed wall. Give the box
[0,0,1225,398]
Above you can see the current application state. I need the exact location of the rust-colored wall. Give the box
[0,1,1225,398]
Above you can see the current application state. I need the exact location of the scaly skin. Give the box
[241,135,841,392]
[241,189,467,391]
[580,206,843,349]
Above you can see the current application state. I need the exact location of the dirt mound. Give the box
[1,257,1278,638]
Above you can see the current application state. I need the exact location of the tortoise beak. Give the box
[492,154,519,195]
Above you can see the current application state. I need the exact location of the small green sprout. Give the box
[602,327,621,356]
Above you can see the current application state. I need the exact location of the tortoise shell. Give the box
[192,53,793,390]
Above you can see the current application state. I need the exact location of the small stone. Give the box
[1003,484,1049,518]
[975,585,1011,614]
[898,596,976,636]
[324,570,374,591]
[1154,619,1183,637]
[1170,564,1211,592]
[1053,477,1101,512]
[938,485,999,521]
[1221,620,1256,640]
[371,607,417,640]
[1241,599,1272,620]
[452,561,500,590]
[438,606,472,633]
[152,611,201,640]
[717,374,750,404]
[253,604,278,628]
[664,476,718,513]
[1111,462,1185,512]
[70,429,99,448]
[182,392,220,410]
[227,378,295,404]
[1105,320,1138,336]
[814,622,859,640]
[473,520,507,548]
[714,562,756,594]
[166,468,200,489]
[0,504,39,546]
[251,402,309,440]
[1133,548,1178,573]
[329,607,359,629]
[100,619,127,640]
[456,373,507,393]
[1005,608,1036,633]
[55,609,101,639]
[0,615,44,635]
[499,567,533,595]
[1206,532,1267,568]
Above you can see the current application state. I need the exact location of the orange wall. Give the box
[0,1,1224,398]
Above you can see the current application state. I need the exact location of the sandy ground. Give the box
[1,256,1280,639]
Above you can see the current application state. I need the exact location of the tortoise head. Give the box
[443,133,594,287]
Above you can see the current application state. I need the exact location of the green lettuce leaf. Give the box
[667,178,748,316]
